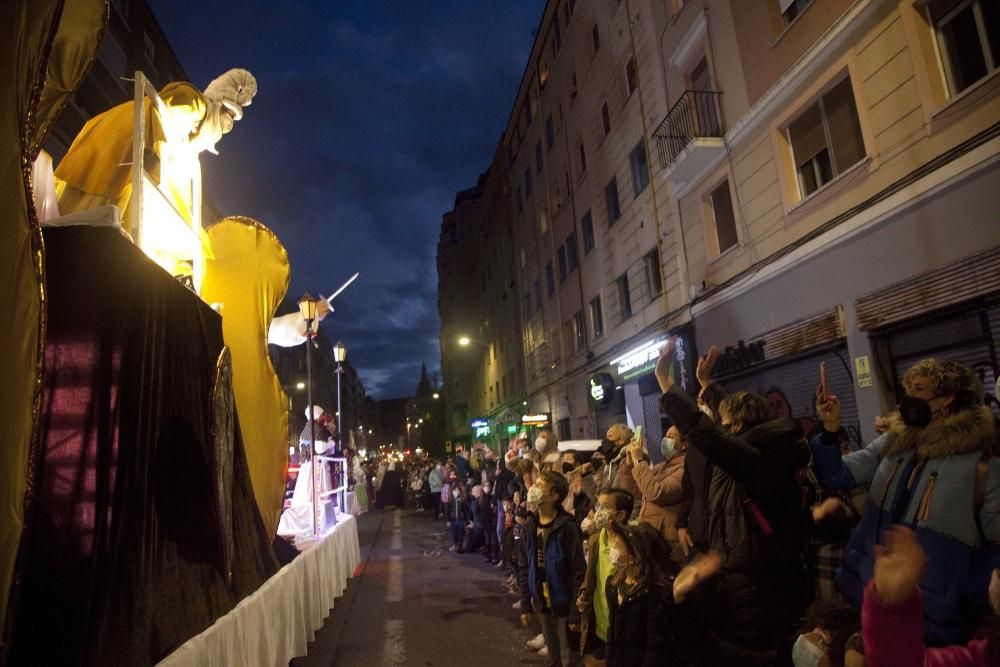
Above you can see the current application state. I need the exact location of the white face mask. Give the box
[594,507,613,529]
[791,634,825,667]
[534,437,547,453]
[660,437,677,459]
[527,484,545,504]
[452,490,460,498]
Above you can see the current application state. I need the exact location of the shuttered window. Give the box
[787,76,865,198]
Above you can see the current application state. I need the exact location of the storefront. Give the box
[856,246,1000,417]
[588,324,698,458]
[704,306,864,449]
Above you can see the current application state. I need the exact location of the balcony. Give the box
[653,90,725,183]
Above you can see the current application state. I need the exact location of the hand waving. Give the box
[873,526,926,606]
[696,345,719,389]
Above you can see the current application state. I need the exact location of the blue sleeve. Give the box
[811,430,889,490]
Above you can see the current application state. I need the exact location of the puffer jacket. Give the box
[618,453,686,550]
[518,509,586,618]
[811,406,1000,646]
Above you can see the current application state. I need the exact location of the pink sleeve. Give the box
[924,640,990,667]
[862,579,925,667]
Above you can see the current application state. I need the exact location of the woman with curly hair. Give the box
[811,357,999,647]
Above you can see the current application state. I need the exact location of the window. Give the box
[625,56,638,96]
[590,295,604,338]
[558,417,571,441]
[787,77,865,198]
[535,141,544,174]
[931,0,999,96]
[592,24,601,52]
[572,311,585,352]
[644,249,663,297]
[601,102,611,136]
[581,211,595,254]
[617,273,633,320]
[578,142,588,174]
[566,232,579,272]
[781,0,814,26]
[709,180,738,254]
[546,263,555,296]
[629,140,649,195]
[546,114,555,149]
[558,245,568,282]
[524,167,533,198]
[605,177,621,224]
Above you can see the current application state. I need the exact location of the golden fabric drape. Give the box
[201,218,291,535]
[0,0,107,648]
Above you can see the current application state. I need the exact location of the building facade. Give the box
[439,0,1000,458]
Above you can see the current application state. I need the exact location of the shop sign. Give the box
[713,339,767,376]
[589,372,615,406]
[520,413,551,427]
[469,418,489,429]
[611,337,668,380]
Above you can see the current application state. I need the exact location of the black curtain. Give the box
[9,227,278,665]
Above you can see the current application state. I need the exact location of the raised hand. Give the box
[696,345,719,389]
[655,338,677,393]
[811,496,849,523]
[873,526,926,606]
[816,389,842,433]
[677,527,693,557]
[673,551,721,602]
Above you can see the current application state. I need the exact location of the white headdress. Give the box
[203,68,257,121]
[306,405,324,420]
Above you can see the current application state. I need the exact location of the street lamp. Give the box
[297,292,320,536]
[333,340,347,454]
[458,336,471,346]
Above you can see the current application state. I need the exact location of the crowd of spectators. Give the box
[376,342,1000,666]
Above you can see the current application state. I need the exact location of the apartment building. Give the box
[655,0,1000,445]
[437,152,528,449]
[439,0,1000,455]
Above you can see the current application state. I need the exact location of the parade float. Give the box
[1,3,357,664]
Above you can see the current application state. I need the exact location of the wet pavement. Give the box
[292,509,550,666]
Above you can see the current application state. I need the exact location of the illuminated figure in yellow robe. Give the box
[54,68,257,238]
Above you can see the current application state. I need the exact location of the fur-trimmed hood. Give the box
[884,405,995,459]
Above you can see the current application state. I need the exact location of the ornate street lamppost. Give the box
[298,293,319,536]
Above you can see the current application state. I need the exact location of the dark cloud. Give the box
[150,0,543,396]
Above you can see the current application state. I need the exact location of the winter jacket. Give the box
[518,509,586,618]
[605,579,676,667]
[428,468,444,493]
[619,453,686,550]
[661,386,810,574]
[811,406,1000,646]
[862,579,990,667]
[676,446,713,553]
[444,496,467,523]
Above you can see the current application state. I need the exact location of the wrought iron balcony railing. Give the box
[652,90,724,169]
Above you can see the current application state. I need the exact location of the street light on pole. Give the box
[298,293,319,537]
[333,340,347,453]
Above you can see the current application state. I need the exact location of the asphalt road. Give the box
[292,509,551,666]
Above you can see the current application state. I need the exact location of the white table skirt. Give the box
[345,491,362,516]
[158,514,361,666]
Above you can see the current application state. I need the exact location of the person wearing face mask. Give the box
[560,451,596,525]
[445,484,469,553]
[591,424,634,500]
[532,429,563,474]
[616,425,688,561]
[480,480,500,563]
[861,525,999,667]
[811,358,999,647]
[576,488,635,664]
[603,521,680,666]
[656,339,812,654]
[789,599,861,667]
[518,472,587,666]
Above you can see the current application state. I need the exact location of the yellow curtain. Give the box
[201,217,291,535]
[0,0,107,642]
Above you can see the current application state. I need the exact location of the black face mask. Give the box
[899,395,933,428]
[599,438,617,457]
[562,462,575,474]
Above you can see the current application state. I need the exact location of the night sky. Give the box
[148,0,544,398]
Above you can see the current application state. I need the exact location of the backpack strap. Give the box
[973,450,991,545]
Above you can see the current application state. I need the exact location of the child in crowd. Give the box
[577,488,635,664]
[445,483,469,553]
[518,471,587,667]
